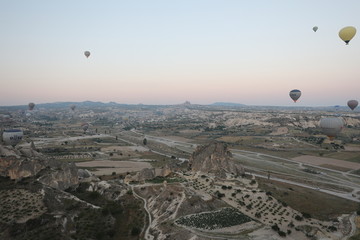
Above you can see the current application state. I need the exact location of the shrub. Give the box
[302,212,311,219]
[271,224,280,232]
[216,192,225,199]
[131,227,141,236]
[278,231,286,237]
[328,226,337,232]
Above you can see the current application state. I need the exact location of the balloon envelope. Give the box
[81,123,89,132]
[313,26,318,32]
[84,51,90,58]
[289,89,301,102]
[339,26,356,45]
[347,100,358,110]
[28,102,35,111]
[2,129,23,147]
[319,117,344,140]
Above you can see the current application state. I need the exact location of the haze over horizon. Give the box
[1,1,359,107]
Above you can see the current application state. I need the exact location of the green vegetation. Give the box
[146,176,186,184]
[175,207,252,230]
[67,182,145,240]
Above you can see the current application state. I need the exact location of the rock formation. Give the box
[160,164,172,177]
[0,145,78,190]
[189,142,244,178]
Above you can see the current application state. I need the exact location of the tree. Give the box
[143,138,147,145]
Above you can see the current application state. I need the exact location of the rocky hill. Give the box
[0,145,145,240]
[189,142,244,178]
[0,145,78,190]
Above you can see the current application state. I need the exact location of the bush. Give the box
[302,212,311,219]
[278,231,286,237]
[216,191,225,199]
[294,215,303,221]
[328,226,337,232]
[88,191,101,200]
[271,224,280,231]
[246,204,253,210]
[131,227,141,236]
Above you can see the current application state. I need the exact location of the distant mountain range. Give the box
[0,101,351,112]
[210,102,247,107]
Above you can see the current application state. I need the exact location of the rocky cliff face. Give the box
[0,145,78,190]
[189,142,244,178]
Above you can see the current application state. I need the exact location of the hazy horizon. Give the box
[0,100,356,109]
[1,1,360,107]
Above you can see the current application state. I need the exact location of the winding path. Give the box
[131,185,154,240]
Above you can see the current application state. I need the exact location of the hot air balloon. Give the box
[289,89,301,102]
[70,105,76,111]
[28,102,35,111]
[339,26,356,45]
[347,100,358,110]
[84,51,90,58]
[319,117,344,140]
[313,26,318,32]
[2,129,23,147]
[81,123,89,132]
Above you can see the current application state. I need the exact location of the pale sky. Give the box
[1,1,359,106]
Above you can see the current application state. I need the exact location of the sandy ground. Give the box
[345,145,360,151]
[157,135,193,143]
[292,155,360,170]
[270,127,289,136]
[75,160,152,175]
[101,145,148,152]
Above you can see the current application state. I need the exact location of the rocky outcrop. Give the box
[189,142,244,178]
[78,169,94,179]
[160,164,172,177]
[0,145,78,190]
[138,168,156,181]
[87,180,128,200]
